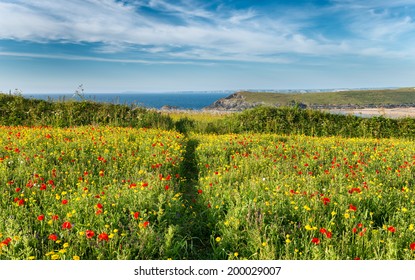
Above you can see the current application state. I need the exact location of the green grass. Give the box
[239,87,415,106]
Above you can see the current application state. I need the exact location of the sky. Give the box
[0,0,415,93]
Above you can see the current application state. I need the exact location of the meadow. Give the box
[2,93,415,260]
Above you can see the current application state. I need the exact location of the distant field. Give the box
[240,88,415,106]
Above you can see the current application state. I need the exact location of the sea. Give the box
[23,92,233,110]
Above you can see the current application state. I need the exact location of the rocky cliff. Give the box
[203,92,263,111]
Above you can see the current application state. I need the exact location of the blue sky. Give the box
[0,0,415,93]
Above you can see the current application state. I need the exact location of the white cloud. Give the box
[1,0,415,63]
[0,50,206,64]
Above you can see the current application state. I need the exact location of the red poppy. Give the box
[319,228,327,234]
[62,199,68,205]
[410,242,415,251]
[96,209,102,215]
[348,188,361,194]
[388,226,396,233]
[352,227,357,233]
[326,231,332,239]
[15,187,21,193]
[143,221,150,228]
[359,228,367,237]
[164,185,169,191]
[98,232,109,241]
[322,197,330,205]
[62,221,72,230]
[52,215,59,221]
[311,237,320,245]
[349,204,357,211]
[133,212,140,219]
[48,234,58,241]
[197,189,203,194]
[1,237,12,246]
[37,215,44,221]
[96,203,103,209]
[85,230,95,239]
[18,199,24,206]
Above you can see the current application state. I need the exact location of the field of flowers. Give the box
[193,133,415,260]
[1,124,415,260]
[0,126,188,260]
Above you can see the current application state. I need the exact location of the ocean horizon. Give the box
[23,92,233,110]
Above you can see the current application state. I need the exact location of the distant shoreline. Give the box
[327,107,415,119]
[157,105,415,119]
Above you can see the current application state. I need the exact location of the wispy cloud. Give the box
[1,0,415,64]
[330,0,415,41]
[0,50,211,65]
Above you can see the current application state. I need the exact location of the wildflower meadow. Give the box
[1,123,415,260]
[2,95,415,260]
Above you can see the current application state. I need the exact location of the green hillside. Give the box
[240,87,415,106]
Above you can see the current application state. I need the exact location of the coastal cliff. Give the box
[203,88,415,112]
[203,92,263,111]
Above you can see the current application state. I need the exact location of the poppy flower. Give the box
[143,221,150,228]
[359,228,367,237]
[164,185,169,191]
[85,230,95,239]
[62,199,68,205]
[388,226,396,233]
[410,242,415,251]
[322,197,330,205]
[18,199,24,206]
[197,189,203,194]
[96,203,103,209]
[1,237,12,246]
[133,212,140,219]
[98,232,109,241]
[326,231,332,239]
[62,221,72,230]
[349,204,357,211]
[37,215,44,221]
[311,237,320,245]
[52,215,59,221]
[48,234,58,241]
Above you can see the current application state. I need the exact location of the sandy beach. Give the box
[327,107,415,118]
